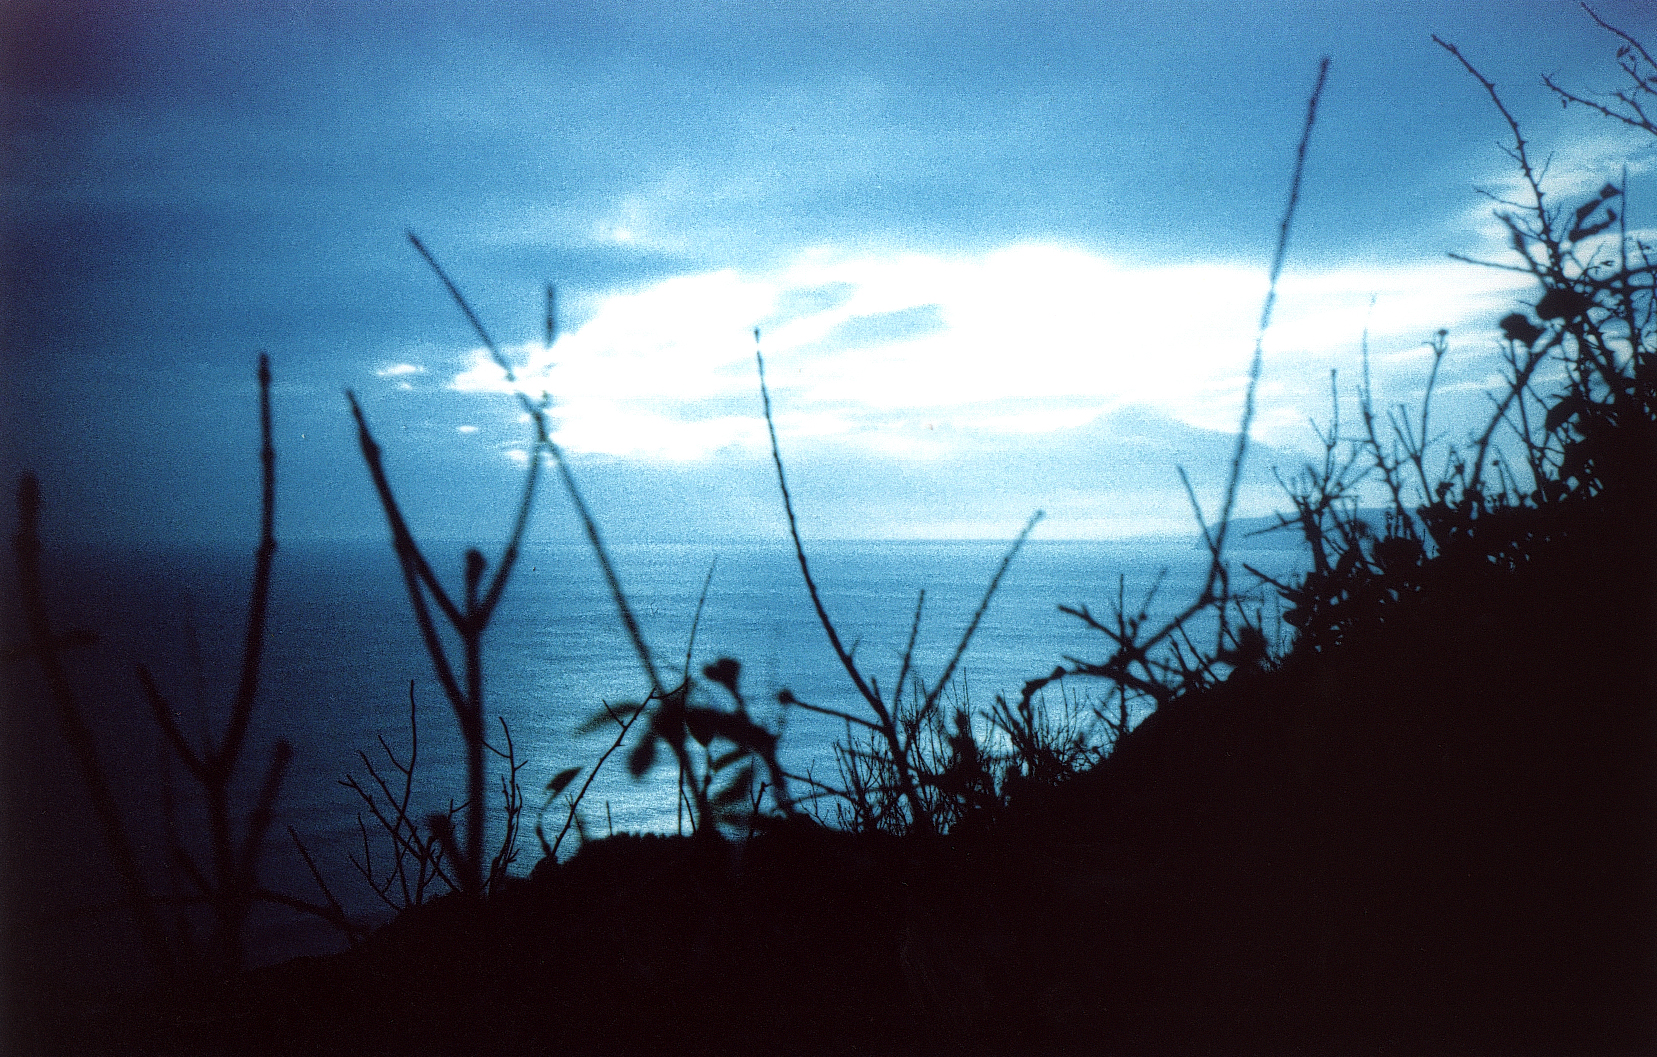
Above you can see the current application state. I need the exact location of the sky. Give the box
[2,0,1654,548]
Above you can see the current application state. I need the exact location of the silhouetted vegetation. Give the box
[8,11,1655,1055]
[12,356,359,992]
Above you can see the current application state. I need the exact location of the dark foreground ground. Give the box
[11,493,1657,1057]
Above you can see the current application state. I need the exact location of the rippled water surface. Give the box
[13,531,1307,963]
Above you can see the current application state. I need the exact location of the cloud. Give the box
[437,241,1543,466]
[556,401,1304,542]
[376,363,426,377]
[1446,123,1657,257]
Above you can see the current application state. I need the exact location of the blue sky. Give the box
[3,0,1653,546]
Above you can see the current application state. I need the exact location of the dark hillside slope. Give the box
[1009,487,1657,1053]
[87,484,1654,1057]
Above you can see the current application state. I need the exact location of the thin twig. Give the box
[922,511,1043,716]
[286,827,361,943]
[755,336,925,826]
[1210,56,1330,578]
[550,702,645,860]
[13,475,174,973]
[220,353,279,776]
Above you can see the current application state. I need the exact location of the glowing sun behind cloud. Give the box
[447,242,1533,463]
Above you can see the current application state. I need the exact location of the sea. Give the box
[5,530,1309,969]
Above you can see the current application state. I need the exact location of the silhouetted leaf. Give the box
[702,657,741,696]
[712,764,756,808]
[1536,287,1595,320]
[1545,394,1590,434]
[1560,441,1593,485]
[576,703,643,736]
[709,747,747,772]
[685,707,716,747]
[1568,211,1616,242]
[1499,313,1544,346]
[1334,546,1361,581]
[1373,536,1424,571]
[627,737,657,778]
[546,766,581,796]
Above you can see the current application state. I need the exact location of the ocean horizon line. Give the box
[35,514,1309,556]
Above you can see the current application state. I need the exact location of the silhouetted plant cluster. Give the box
[339,680,527,913]
[756,333,1046,833]
[379,237,806,854]
[344,381,535,900]
[565,653,800,841]
[823,677,1108,834]
[12,356,361,983]
[1262,27,1653,656]
[764,60,1326,836]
